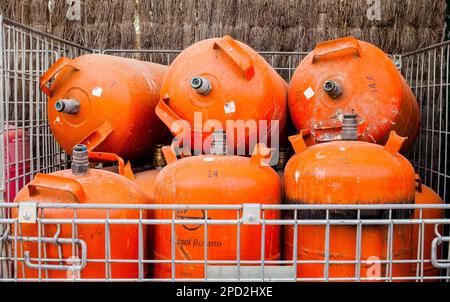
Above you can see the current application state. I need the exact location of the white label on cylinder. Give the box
[91,87,103,97]
[303,87,315,100]
[224,101,236,114]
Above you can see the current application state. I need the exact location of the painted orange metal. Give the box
[156,36,287,154]
[288,37,419,152]
[41,54,168,161]
[284,131,416,281]
[133,169,160,203]
[413,175,444,279]
[12,153,149,280]
[152,144,281,279]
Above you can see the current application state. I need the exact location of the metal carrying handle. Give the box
[431,225,450,269]
[161,142,192,164]
[40,57,79,96]
[28,174,86,202]
[288,129,315,154]
[312,36,361,63]
[155,97,192,137]
[250,143,273,167]
[88,151,125,176]
[76,121,113,153]
[384,131,406,155]
[155,97,208,151]
[213,35,255,80]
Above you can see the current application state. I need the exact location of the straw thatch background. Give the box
[0,0,447,53]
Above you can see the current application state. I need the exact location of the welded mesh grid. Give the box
[0,203,449,282]
[101,49,309,83]
[0,17,93,203]
[0,16,449,282]
[402,42,450,203]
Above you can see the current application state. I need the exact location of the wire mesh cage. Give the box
[0,16,449,282]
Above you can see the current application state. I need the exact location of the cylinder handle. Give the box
[312,37,361,64]
[250,143,273,167]
[28,174,86,202]
[161,145,177,164]
[88,151,127,177]
[213,35,255,81]
[155,97,192,137]
[40,57,79,97]
[384,131,407,155]
[288,129,315,154]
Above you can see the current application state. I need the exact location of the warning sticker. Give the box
[303,87,315,100]
[91,87,103,97]
[224,101,236,114]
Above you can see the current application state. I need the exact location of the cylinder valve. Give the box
[191,76,212,95]
[323,80,342,98]
[72,144,89,175]
[341,113,358,141]
[55,99,80,114]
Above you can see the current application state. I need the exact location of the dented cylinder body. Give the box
[45,54,168,160]
[288,37,419,152]
[152,155,281,279]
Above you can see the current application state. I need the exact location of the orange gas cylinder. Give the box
[152,132,281,279]
[283,114,416,281]
[156,35,287,155]
[413,175,444,279]
[41,54,168,161]
[288,37,419,152]
[12,145,148,280]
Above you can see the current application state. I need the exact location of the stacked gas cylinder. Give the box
[13,36,444,281]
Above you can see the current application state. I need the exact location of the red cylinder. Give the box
[3,124,31,202]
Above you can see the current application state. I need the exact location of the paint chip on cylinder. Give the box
[224,101,236,114]
[91,87,103,97]
[303,87,315,100]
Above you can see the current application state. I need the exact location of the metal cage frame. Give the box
[0,16,449,282]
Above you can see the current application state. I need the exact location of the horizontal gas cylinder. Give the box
[283,114,416,281]
[12,145,148,280]
[156,35,287,156]
[288,37,419,152]
[41,54,168,161]
[413,175,444,280]
[152,131,281,279]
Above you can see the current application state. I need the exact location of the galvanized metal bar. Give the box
[203,209,208,281]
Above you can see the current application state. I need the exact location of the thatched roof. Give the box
[0,0,446,53]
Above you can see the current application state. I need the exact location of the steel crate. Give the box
[0,16,449,282]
